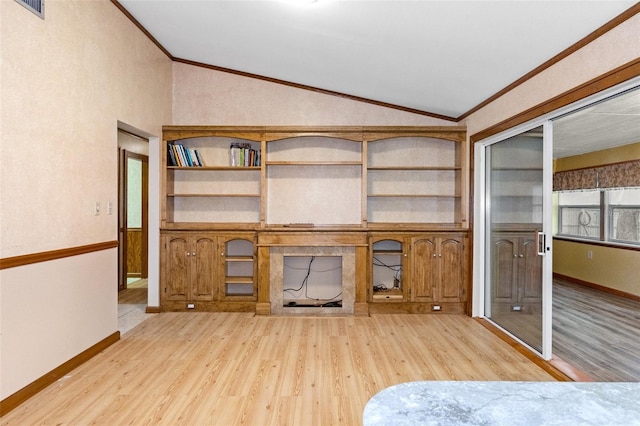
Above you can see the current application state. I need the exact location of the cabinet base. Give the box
[161,300,257,312]
[255,302,271,315]
[368,302,466,315]
[354,302,370,317]
[159,301,466,315]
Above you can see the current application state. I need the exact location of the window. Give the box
[609,188,640,244]
[555,187,640,246]
[15,0,44,19]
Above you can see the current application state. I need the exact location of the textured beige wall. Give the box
[1,0,172,258]
[0,0,171,400]
[172,62,455,126]
[171,62,461,226]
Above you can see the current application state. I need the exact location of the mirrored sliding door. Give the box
[483,125,551,356]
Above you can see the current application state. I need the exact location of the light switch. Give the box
[95,201,100,215]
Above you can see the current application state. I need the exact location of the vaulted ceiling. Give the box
[117,0,636,121]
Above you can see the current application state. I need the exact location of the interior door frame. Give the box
[473,121,554,359]
[472,76,640,360]
[118,149,149,291]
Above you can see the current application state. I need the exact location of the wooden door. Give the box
[491,235,518,304]
[190,236,218,301]
[519,236,542,304]
[163,234,189,301]
[410,237,436,302]
[438,236,465,303]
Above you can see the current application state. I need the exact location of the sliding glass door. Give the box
[482,125,552,357]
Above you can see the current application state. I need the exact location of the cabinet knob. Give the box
[514,254,517,258]
[221,252,225,256]
[186,252,190,256]
[519,254,524,258]
[433,254,437,257]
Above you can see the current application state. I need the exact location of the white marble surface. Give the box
[363,381,640,426]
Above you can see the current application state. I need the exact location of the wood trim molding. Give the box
[0,241,119,270]
[110,0,173,59]
[554,273,640,303]
[470,57,640,143]
[474,318,574,382]
[460,3,640,121]
[0,331,120,416]
[548,357,595,383]
[146,306,161,313]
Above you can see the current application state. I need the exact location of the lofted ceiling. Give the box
[117,0,636,120]
[116,1,639,158]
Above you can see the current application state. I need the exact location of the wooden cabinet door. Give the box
[491,236,518,304]
[190,236,218,301]
[411,237,437,302]
[518,236,542,304]
[163,235,189,301]
[438,236,465,303]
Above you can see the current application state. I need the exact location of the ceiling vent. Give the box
[15,0,44,19]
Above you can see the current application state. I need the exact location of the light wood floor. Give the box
[1,313,556,425]
[553,279,640,382]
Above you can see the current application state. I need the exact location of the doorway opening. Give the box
[117,129,150,334]
[474,78,640,378]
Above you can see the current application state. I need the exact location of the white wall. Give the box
[0,0,172,400]
[0,250,117,395]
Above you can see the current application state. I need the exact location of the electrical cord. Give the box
[372,256,402,288]
[283,256,343,303]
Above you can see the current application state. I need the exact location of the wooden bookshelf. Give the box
[160,126,469,315]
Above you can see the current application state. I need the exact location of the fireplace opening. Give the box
[283,255,342,308]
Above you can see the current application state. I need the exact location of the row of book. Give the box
[168,143,205,167]
[230,143,261,167]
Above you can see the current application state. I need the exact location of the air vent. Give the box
[15,0,44,19]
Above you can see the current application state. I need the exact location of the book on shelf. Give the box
[167,143,204,167]
[194,150,205,167]
[167,144,178,166]
[230,143,260,167]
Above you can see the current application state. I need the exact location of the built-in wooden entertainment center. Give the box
[161,126,469,315]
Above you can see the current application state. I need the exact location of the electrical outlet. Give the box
[587,250,593,259]
[187,303,195,309]
[94,201,100,215]
[107,201,113,215]
[432,305,441,311]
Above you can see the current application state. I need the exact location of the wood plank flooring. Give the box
[553,279,640,382]
[1,313,556,425]
[118,279,148,305]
